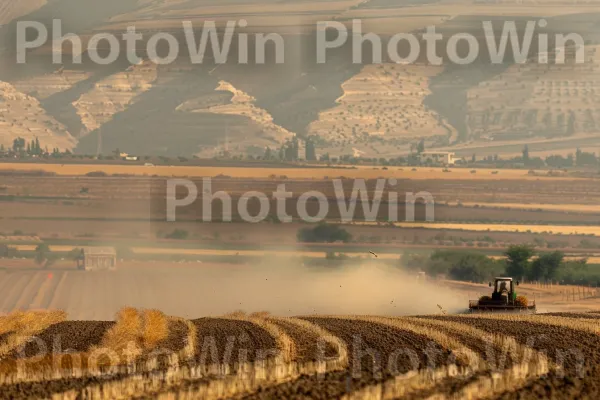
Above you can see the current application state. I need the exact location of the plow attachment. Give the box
[469,300,537,314]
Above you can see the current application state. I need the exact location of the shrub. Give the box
[85,171,108,177]
[297,223,352,243]
[165,229,189,240]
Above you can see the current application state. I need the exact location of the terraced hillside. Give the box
[467,46,600,141]
[1,0,600,157]
[0,309,598,399]
[0,81,76,151]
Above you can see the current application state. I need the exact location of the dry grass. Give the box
[0,163,587,181]
[95,307,142,356]
[268,316,349,368]
[1,309,181,385]
[88,307,170,371]
[0,310,66,357]
[457,202,600,214]
[141,309,169,350]
[351,222,600,237]
[225,312,296,363]
[172,317,197,363]
[452,314,600,336]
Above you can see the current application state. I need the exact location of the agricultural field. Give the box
[0,307,599,399]
[2,168,600,255]
[0,162,593,180]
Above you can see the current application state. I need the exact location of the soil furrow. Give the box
[191,318,278,365]
[242,317,456,399]
[12,321,115,358]
[437,316,600,399]
[268,318,339,363]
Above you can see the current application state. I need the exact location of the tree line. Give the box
[402,245,597,285]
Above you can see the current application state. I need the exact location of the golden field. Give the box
[350,222,600,237]
[0,162,590,181]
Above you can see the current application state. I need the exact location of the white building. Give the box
[419,151,455,165]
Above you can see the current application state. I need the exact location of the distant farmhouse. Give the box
[418,151,455,166]
[77,247,117,271]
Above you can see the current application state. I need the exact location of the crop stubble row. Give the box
[435,316,600,399]
[0,314,599,399]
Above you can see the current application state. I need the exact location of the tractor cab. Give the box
[489,277,518,302]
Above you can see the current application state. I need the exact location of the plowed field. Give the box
[0,312,598,399]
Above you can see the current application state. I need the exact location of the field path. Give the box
[12,272,45,311]
[0,273,30,313]
[46,271,68,310]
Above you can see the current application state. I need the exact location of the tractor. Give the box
[469,277,536,313]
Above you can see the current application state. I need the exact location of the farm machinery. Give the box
[469,277,536,313]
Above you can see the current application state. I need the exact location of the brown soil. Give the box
[243,317,457,400]
[437,316,600,399]
[155,319,189,353]
[268,318,338,362]
[191,318,278,365]
[542,312,600,320]
[13,321,115,358]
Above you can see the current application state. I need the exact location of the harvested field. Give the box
[541,312,600,320]
[0,313,599,398]
[434,315,600,399]
[382,222,600,237]
[0,162,587,181]
[435,315,600,375]
[267,317,341,362]
[243,317,461,399]
[191,317,278,365]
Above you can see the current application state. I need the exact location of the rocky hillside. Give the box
[0,0,599,157]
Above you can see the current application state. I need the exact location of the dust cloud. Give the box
[50,259,466,320]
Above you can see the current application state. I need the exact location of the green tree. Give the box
[530,251,564,281]
[427,250,504,282]
[416,139,425,154]
[263,146,272,160]
[297,223,352,243]
[165,229,189,240]
[35,243,51,265]
[305,138,317,161]
[12,137,25,153]
[575,148,597,166]
[566,112,575,135]
[522,145,530,162]
[0,244,8,257]
[504,245,535,280]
